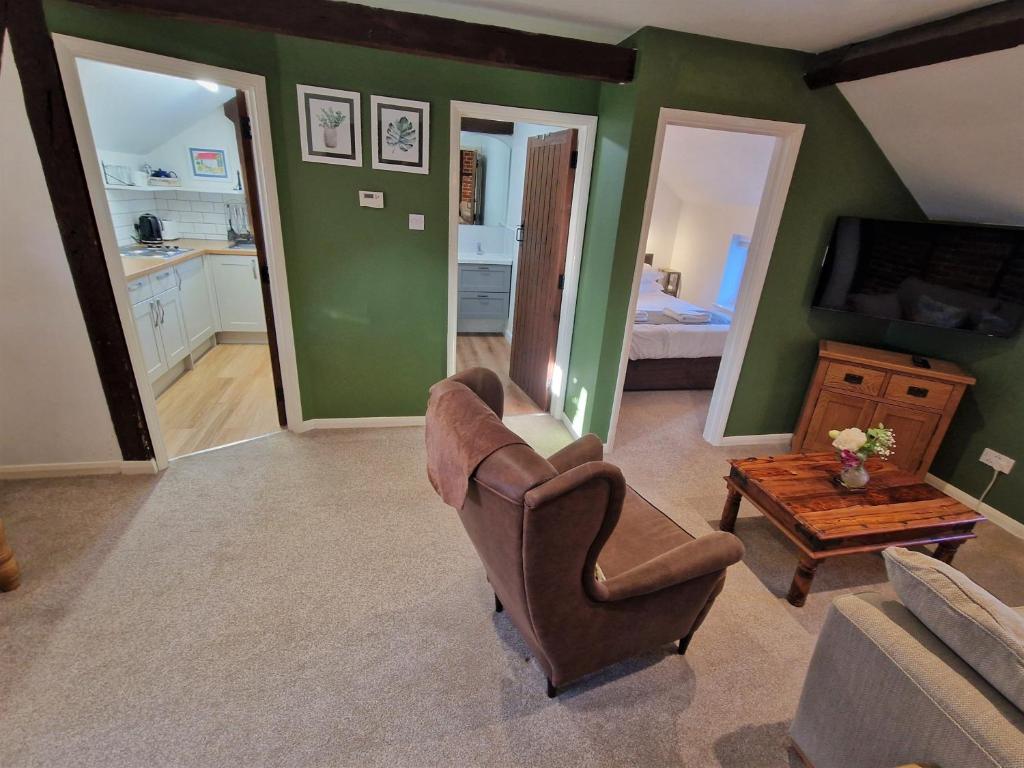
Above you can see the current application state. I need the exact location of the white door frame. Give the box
[53,35,303,470]
[447,101,597,421]
[607,107,804,449]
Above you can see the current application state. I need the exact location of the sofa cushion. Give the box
[883,547,1024,710]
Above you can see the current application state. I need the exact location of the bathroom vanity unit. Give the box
[457,258,513,333]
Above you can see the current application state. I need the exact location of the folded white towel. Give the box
[664,307,710,324]
[635,310,649,323]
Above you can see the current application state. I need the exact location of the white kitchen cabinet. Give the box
[154,287,189,367]
[132,299,167,380]
[208,255,266,332]
[175,256,216,350]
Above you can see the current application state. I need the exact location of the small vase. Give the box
[839,463,870,490]
[323,126,339,148]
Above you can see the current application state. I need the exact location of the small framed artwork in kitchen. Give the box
[189,147,228,178]
[297,84,362,167]
[370,95,429,175]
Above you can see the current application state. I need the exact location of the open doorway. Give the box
[55,37,301,468]
[609,109,804,448]
[448,103,596,427]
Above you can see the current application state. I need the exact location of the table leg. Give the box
[720,488,741,533]
[786,555,818,607]
[933,539,964,565]
[0,520,21,592]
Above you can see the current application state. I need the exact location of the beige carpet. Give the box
[1,390,1019,767]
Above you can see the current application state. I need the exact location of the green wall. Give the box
[565,27,1021,519]
[45,0,600,419]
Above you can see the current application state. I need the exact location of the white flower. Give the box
[831,427,868,453]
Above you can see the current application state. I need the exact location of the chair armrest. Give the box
[547,434,603,473]
[592,532,744,602]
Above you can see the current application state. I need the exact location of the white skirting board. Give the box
[715,433,794,447]
[0,460,157,479]
[297,416,426,432]
[926,473,1022,540]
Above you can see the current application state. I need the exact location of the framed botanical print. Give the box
[370,95,429,174]
[189,147,228,178]
[297,84,362,167]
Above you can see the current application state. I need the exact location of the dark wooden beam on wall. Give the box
[70,0,636,83]
[460,117,515,135]
[7,0,154,461]
[805,0,1024,88]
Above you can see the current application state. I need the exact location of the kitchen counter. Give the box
[457,253,513,266]
[121,238,257,279]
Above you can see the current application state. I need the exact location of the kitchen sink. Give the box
[120,246,190,259]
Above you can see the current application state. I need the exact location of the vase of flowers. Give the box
[317,106,346,149]
[827,424,896,490]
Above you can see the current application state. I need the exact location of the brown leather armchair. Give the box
[426,368,745,696]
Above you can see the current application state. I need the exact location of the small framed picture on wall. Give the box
[370,95,429,174]
[297,84,362,167]
[189,147,228,178]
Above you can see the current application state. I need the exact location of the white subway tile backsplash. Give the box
[201,212,226,225]
[178,211,204,223]
[177,191,201,201]
[191,201,215,213]
[199,192,223,202]
[105,186,248,245]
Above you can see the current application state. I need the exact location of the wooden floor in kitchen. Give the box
[157,343,280,459]
[456,334,541,416]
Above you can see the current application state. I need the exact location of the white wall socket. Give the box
[980,448,1015,474]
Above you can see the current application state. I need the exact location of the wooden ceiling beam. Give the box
[805,0,1024,89]
[69,0,637,83]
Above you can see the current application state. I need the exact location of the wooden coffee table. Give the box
[721,453,985,606]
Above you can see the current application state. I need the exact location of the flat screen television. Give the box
[813,217,1024,338]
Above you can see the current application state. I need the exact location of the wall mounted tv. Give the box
[813,217,1024,338]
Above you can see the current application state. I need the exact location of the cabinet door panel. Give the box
[870,403,940,475]
[155,288,189,367]
[176,257,216,349]
[209,256,266,332]
[801,391,877,453]
[132,300,167,380]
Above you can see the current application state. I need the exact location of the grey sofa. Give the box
[791,555,1024,768]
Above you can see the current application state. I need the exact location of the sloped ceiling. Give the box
[658,127,775,206]
[840,46,1024,226]
[338,0,996,52]
[77,59,234,155]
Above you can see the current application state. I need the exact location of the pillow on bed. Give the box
[640,264,665,291]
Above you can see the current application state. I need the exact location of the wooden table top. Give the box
[728,453,984,542]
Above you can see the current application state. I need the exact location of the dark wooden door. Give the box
[509,129,577,411]
[225,92,287,426]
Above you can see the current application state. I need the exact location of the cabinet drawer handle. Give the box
[907,386,929,398]
[476,294,490,298]
[477,266,490,271]
[155,273,169,280]
[843,373,864,385]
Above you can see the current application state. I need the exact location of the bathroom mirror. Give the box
[457,132,511,227]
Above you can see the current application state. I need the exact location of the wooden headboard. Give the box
[644,253,654,265]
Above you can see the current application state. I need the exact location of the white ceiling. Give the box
[339,0,996,52]
[840,47,1024,226]
[76,59,234,155]
[657,126,776,207]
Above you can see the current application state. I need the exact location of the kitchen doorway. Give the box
[447,103,596,426]
[55,36,301,467]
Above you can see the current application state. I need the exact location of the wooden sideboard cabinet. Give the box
[792,341,975,477]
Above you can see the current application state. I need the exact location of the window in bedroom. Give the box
[716,234,750,312]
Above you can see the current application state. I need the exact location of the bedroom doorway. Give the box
[447,103,597,422]
[608,109,804,449]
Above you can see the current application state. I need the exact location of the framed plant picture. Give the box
[370,95,429,175]
[189,147,228,178]
[297,84,362,167]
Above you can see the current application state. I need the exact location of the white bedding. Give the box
[630,290,731,360]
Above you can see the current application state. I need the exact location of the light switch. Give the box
[359,191,384,208]
[409,213,425,231]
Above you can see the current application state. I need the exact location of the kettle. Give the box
[135,213,163,244]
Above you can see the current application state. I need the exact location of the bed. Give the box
[624,263,731,391]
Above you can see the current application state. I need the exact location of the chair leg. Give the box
[546,678,558,698]
[494,593,503,613]
[678,630,695,655]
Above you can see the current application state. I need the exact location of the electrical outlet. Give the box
[980,448,1015,474]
